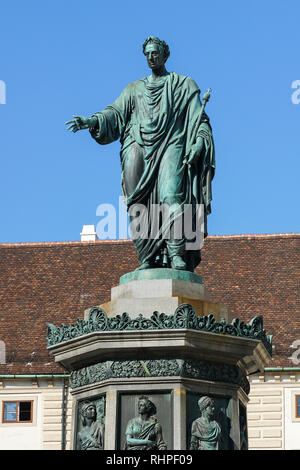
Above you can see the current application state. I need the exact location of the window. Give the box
[2,401,33,423]
[296,395,300,418]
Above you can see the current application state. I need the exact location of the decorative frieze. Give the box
[47,303,272,356]
[69,358,250,394]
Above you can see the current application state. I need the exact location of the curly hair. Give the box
[138,395,157,416]
[142,36,170,61]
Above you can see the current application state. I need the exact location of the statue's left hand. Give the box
[184,137,204,166]
[65,115,90,133]
[145,440,156,448]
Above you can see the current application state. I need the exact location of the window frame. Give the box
[2,400,33,424]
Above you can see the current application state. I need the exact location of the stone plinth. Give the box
[48,327,270,375]
[85,270,232,323]
[47,282,272,451]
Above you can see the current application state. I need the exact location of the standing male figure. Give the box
[66,36,215,272]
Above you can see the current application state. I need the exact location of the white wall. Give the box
[0,392,42,450]
[284,388,300,450]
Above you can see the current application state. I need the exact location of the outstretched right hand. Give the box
[65,115,90,133]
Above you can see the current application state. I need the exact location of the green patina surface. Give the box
[66,36,215,273]
[119,268,202,284]
[69,358,250,395]
[46,303,272,355]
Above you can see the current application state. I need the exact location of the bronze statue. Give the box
[66,36,215,272]
[77,401,104,450]
[190,396,221,450]
[124,395,167,450]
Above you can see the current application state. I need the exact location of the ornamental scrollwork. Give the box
[46,303,272,356]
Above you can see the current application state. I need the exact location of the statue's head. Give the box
[198,396,215,418]
[80,401,96,425]
[143,36,170,69]
[138,395,157,417]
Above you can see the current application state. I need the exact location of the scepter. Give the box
[202,87,212,105]
[183,88,212,167]
[199,87,212,122]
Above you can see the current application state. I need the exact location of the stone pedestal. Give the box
[47,271,272,451]
[86,269,232,323]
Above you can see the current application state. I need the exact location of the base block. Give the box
[47,276,272,451]
[88,273,232,323]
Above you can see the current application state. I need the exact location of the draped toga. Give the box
[190,417,221,450]
[77,420,104,450]
[90,72,215,271]
[124,417,167,450]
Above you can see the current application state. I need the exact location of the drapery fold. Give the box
[90,72,215,270]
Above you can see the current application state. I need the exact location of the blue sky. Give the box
[0,0,299,243]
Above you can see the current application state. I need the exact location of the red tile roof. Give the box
[0,234,299,374]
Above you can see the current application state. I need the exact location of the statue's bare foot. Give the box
[171,255,186,270]
[135,262,152,271]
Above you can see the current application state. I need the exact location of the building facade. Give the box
[0,234,299,450]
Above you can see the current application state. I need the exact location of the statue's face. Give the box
[138,399,148,414]
[85,405,96,420]
[144,43,165,70]
[205,401,215,418]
